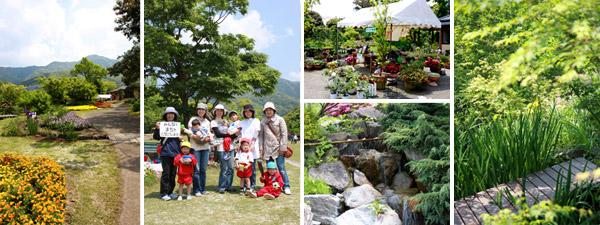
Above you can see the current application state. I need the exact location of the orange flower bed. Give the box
[0,152,67,224]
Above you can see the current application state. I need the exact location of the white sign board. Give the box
[159,122,181,138]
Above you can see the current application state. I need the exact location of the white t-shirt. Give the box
[238,118,261,158]
[229,120,240,133]
[235,150,254,165]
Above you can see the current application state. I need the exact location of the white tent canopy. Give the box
[96,94,111,99]
[337,0,441,29]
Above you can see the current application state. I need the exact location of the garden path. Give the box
[304,64,450,99]
[81,103,140,225]
[455,157,599,225]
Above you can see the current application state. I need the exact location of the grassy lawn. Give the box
[144,162,301,224]
[0,136,120,224]
[288,142,300,163]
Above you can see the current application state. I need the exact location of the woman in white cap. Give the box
[186,103,213,196]
[238,104,261,191]
[153,107,183,201]
[211,104,236,193]
[259,102,291,195]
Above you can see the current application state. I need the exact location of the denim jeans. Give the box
[192,149,209,194]
[276,155,290,189]
[250,160,257,190]
[218,151,234,191]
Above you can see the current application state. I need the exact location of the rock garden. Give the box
[303,103,450,225]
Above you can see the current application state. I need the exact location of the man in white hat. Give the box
[259,102,291,195]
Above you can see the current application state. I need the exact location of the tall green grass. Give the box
[455,106,562,199]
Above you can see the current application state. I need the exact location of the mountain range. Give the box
[0,55,119,88]
[234,78,300,117]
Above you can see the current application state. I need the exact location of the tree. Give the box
[144,0,280,123]
[71,57,108,94]
[37,75,69,105]
[18,90,52,114]
[0,82,26,114]
[67,77,97,105]
[110,0,140,94]
[283,107,300,136]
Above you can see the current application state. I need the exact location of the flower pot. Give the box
[372,74,387,90]
[386,73,399,78]
[404,80,419,90]
[330,93,337,99]
[342,94,349,99]
[306,65,313,70]
[314,65,323,70]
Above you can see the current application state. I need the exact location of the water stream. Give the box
[403,199,419,225]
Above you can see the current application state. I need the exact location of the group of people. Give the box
[153,102,291,201]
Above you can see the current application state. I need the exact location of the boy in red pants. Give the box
[174,141,197,200]
[247,161,283,200]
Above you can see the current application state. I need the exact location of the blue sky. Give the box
[0,0,132,67]
[219,1,301,81]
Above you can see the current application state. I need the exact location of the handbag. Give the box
[157,138,165,155]
[266,121,293,158]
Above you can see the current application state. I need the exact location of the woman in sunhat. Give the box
[238,104,262,191]
[259,102,291,195]
[211,104,236,193]
[186,103,213,196]
[153,107,183,201]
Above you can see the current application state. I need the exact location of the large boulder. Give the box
[342,184,381,208]
[381,188,420,220]
[392,172,414,190]
[357,150,403,185]
[327,132,360,156]
[304,203,314,225]
[304,194,343,225]
[309,161,351,192]
[335,204,402,225]
[351,121,383,139]
[347,107,385,120]
[353,169,372,186]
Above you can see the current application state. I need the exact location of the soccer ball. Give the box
[272,182,280,190]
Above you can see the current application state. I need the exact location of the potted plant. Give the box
[327,61,338,69]
[382,62,401,78]
[428,72,440,86]
[323,69,339,99]
[313,60,325,70]
[402,61,428,90]
[305,58,314,70]
[425,56,441,73]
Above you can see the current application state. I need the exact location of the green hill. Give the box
[0,55,118,87]
[234,78,300,117]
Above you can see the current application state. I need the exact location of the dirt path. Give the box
[82,103,140,225]
[304,64,451,99]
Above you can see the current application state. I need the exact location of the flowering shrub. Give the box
[66,105,98,111]
[425,56,440,69]
[324,103,373,117]
[0,152,67,224]
[42,112,93,131]
[93,102,111,108]
[345,55,356,64]
[382,62,401,74]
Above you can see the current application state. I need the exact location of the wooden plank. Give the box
[486,184,517,212]
[530,170,557,198]
[473,190,502,217]
[455,199,480,225]
[462,196,488,224]
[522,174,552,202]
[504,179,537,207]
[454,207,465,225]
[574,157,598,170]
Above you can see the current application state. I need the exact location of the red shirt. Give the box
[260,171,283,188]
[174,153,197,175]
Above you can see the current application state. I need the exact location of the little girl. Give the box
[174,141,197,200]
[247,161,284,200]
[235,138,254,195]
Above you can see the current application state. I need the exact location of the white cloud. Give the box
[0,0,131,67]
[284,28,294,37]
[219,10,277,51]
[288,71,300,80]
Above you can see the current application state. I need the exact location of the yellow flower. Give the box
[593,168,600,179]
[575,171,591,181]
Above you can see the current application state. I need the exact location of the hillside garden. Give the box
[455,0,600,223]
[304,0,451,99]
[303,103,449,225]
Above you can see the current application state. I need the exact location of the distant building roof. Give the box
[439,15,450,26]
[108,85,127,93]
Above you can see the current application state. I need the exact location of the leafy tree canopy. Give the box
[71,57,108,94]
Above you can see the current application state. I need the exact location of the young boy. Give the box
[247,161,284,200]
[222,111,242,160]
[174,141,197,200]
[235,138,253,195]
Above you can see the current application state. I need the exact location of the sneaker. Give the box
[201,191,209,195]
[187,195,192,200]
[223,152,231,160]
[162,195,171,201]
[219,189,225,194]
[264,193,275,200]
[246,190,257,198]
[284,188,291,195]
[177,195,183,201]
[239,187,246,195]
[169,193,178,199]
[194,192,202,197]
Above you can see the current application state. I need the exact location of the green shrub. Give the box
[3,119,20,136]
[126,98,140,112]
[304,168,331,195]
[144,166,160,186]
[63,129,79,141]
[18,90,52,115]
[455,104,562,199]
[482,199,595,224]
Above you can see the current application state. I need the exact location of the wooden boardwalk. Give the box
[455,157,599,225]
